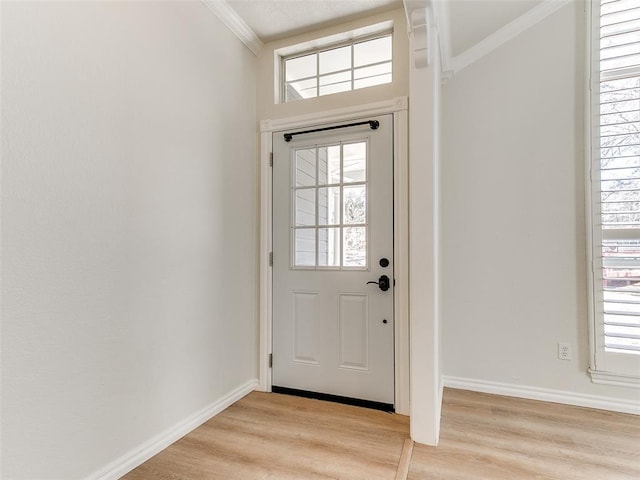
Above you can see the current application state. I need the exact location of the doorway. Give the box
[258,97,409,416]
[271,115,394,409]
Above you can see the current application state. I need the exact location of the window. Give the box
[589,0,640,384]
[292,141,368,269]
[283,34,392,102]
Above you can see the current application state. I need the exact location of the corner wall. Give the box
[441,1,639,405]
[406,2,443,446]
[1,2,258,478]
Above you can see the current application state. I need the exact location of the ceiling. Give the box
[224,0,545,57]
[225,0,403,43]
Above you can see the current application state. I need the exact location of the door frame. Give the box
[258,97,409,415]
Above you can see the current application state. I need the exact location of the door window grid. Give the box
[292,141,368,269]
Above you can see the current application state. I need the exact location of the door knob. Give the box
[367,275,390,292]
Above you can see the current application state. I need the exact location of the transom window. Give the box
[292,141,368,269]
[283,34,392,102]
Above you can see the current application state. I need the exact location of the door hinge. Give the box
[269,252,273,266]
[269,152,273,167]
[269,353,273,368]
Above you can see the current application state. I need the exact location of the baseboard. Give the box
[443,376,640,415]
[87,379,259,480]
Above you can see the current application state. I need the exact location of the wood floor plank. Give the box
[123,388,638,480]
[394,439,414,480]
[123,392,409,480]
[408,388,640,480]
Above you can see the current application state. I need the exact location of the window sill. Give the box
[589,369,640,389]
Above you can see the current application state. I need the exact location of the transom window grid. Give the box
[291,141,369,270]
[283,34,392,103]
[594,0,640,356]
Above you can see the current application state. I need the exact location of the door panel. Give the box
[338,293,369,370]
[292,291,320,364]
[272,114,394,405]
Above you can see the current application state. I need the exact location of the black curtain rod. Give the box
[284,120,379,142]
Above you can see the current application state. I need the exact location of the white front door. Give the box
[272,114,394,407]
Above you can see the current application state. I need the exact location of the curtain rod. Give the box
[283,120,379,142]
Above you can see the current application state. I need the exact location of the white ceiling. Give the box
[224,0,546,57]
[225,0,403,43]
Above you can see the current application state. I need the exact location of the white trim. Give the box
[407,6,442,445]
[432,0,452,78]
[0,0,4,469]
[86,380,258,480]
[258,97,410,415]
[406,6,430,68]
[403,0,453,76]
[443,376,640,416]
[200,0,263,56]
[258,128,273,392]
[260,97,408,133]
[585,0,598,374]
[451,0,571,74]
[393,108,410,416]
[589,369,640,388]
[403,0,430,30]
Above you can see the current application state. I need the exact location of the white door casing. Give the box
[258,97,409,415]
[272,114,394,405]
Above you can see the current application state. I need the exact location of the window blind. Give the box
[599,0,640,353]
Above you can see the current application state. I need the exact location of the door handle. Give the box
[367,275,390,292]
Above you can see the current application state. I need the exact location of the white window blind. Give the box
[596,0,640,357]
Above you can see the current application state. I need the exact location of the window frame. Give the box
[280,32,393,103]
[586,0,640,387]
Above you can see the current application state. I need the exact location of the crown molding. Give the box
[201,0,263,56]
[451,0,571,74]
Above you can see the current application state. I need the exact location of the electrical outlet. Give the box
[558,342,572,360]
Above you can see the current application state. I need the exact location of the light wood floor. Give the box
[408,389,640,480]
[123,391,410,479]
[123,388,640,480]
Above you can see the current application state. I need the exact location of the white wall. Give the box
[0,2,258,479]
[442,2,638,403]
